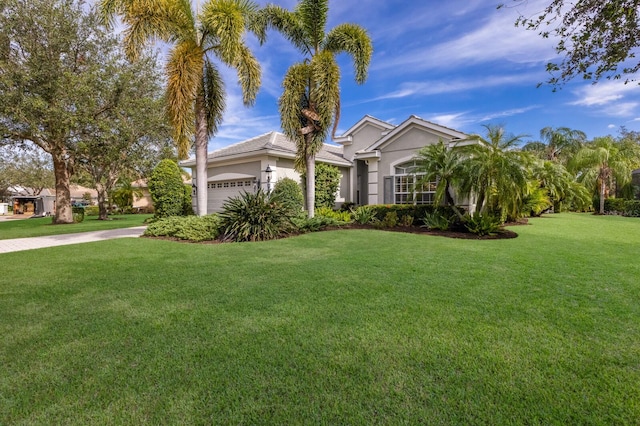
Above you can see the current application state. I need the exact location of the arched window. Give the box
[391,161,436,205]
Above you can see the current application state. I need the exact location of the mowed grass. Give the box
[1,213,639,424]
[0,214,152,240]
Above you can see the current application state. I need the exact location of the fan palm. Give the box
[255,0,372,217]
[99,0,261,216]
[570,136,640,214]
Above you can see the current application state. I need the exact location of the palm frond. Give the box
[202,59,225,138]
[232,43,261,106]
[200,0,253,64]
[254,5,308,53]
[279,62,311,170]
[309,49,339,137]
[324,23,373,84]
[298,0,328,51]
[166,40,204,158]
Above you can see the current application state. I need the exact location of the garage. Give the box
[206,173,257,212]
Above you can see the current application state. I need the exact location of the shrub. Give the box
[72,206,85,223]
[272,178,304,214]
[292,214,340,232]
[182,184,194,216]
[143,215,220,242]
[149,159,185,218]
[219,189,294,242]
[316,207,351,222]
[303,163,341,209]
[84,205,99,216]
[463,213,501,236]
[174,215,219,241]
[604,198,627,214]
[375,211,398,228]
[340,202,356,212]
[400,214,414,227]
[351,205,376,225]
[624,200,640,217]
[422,210,454,231]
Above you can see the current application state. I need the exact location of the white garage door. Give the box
[207,179,256,213]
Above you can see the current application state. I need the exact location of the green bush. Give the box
[72,206,85,223]
[149,159,185,218]
[303,163,341,209]
[272,178,304,214]
[316,207,351,222]
[375,211,398,228]
[422,210,454,231]
[463,213,501,236]
[143,215,220,242]
[604,198,627,214]
[369,204,458,225]
[174,215,219,241]
[183,184,194,216]
[292,214,340,232]
[624,200,640,217]
[351,205,376,225]
[84,205,99,216]
[219,189,294,242]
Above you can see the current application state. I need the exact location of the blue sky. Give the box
[198,0,640,150]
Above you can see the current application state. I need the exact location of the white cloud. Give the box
[478,106,540,122]
[571,81,639,106]
[372,1,556,74]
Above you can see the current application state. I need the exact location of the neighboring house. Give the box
[180,115,477,214]
[131,179,154,212]
[10,187,56,216]
[131,176,191,213]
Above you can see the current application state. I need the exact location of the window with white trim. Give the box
[392,161,436,205]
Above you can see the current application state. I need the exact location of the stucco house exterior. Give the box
[180,115,477,213]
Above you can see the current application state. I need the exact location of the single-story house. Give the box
[180,115,477,213]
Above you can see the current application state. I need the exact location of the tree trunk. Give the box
[51,151,73,224]
[445,183,465,220]
[599,177,606,214]
[96,181,109,220]
[194,94,208,216]
[306,152,315,218]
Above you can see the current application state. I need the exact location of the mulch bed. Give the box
[143,219,525,244]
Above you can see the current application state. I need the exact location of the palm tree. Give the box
[461,124,533,221]
[570,136,640,214]
[255,0,372,217]
[99,0,261,216]
[414,140,465,219]
[522,127,585,164]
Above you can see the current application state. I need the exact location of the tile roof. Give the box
[196,131,350,166]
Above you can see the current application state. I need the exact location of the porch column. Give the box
[367,158,380,205]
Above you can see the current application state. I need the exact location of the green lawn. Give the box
[0,214,152,240]
[1,213,639,424]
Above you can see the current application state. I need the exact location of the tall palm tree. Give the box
[255,0,372,217]
[414,140,465,219]
[570,136,640,214]
[522,127,586,164]
[462,124,533,221]
[99,0,261,216]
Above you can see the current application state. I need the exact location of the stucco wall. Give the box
[342,124,386,161]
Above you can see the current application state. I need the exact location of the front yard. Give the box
[1,213,638,424]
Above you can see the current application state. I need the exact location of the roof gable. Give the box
[365,115,468,151]
[334,115,396,144]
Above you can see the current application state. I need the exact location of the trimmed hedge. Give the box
[604,198,627,214]
[624,200,640,217]
[143,215,220,242]
[604,198,640,217]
